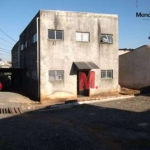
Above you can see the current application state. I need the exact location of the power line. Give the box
[0,29,16,42]
[0,37,13,45]
[0,48,11,52]
[0,50,10,54]
[0,53,10,56]
[0,43,12,48]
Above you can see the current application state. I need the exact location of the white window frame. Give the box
[100,34,113,44]
[101,70,113,79]
[49,70,64,81]
[48,30,64,40]
[76,32,90,42]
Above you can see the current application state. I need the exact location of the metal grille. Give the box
[76,32,89,42]
[49,70,64,81]
[0,107,23,114]
[101,70,113,79]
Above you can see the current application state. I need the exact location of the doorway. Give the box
[77,70,89,96]
[77,70,96,97]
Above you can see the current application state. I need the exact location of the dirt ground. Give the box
[0,92,150,150]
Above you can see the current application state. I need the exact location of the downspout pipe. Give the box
[37,17,40,101]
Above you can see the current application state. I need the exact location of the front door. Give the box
[77,71,95,96]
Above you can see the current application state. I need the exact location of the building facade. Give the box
[119,45,150,89]
[16,10,119,101]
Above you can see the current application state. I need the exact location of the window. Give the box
[76,32,89,42]
[48,30,63,40]
[100,34,113,44]
[32,33,37,43]
[101,70,113,79]
[21,44,24,51]
[49,70,64,81]
[24,40,30,48]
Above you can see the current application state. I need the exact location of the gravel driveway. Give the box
[0,93,150,149]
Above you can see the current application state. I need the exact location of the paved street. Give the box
[0,93,150,149]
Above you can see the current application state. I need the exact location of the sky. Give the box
[0,0,150,61]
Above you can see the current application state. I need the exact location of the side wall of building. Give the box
[119,46,150,89]
[39,10,119,101]
[19,12,40,100]
[12,42,19,68]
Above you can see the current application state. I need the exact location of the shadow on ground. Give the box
[0,101,150,150]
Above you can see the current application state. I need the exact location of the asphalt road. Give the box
[0,95,150,150]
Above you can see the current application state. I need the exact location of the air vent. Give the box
[0,107,23,114]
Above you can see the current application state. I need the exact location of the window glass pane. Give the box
[101,35,107,43]
[101,70,106,78]
[101,34,113,44]
[48,30,55,39]
[32,33,37,43]
[34,33,37,42]
[108,35,113,43]
[76,32,82,41]
[49,71,55,81]
[56,70,64,80]
[56,31,63,40]
[49,70,64,81]
[82,33,89,42]
[107,70,112,78]
[101,70,113,79]
[21,44,24,50]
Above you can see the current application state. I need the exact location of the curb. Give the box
[37,94,135,112]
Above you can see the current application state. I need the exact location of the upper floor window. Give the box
[32,33,37,43]
[76,32,90,42]
[21,44,24,51]
[48,30,63,40]
[100,34,113,44]
[101,70,113,79]
[24,40,30,49]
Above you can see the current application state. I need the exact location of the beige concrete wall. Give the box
[119,45,150,89]
[39,10,119,101]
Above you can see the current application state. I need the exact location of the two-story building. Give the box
[13,10,119,102]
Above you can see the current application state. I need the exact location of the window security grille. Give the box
[101,70,113,79]
[76,32,89,42]
[49,70,64,81]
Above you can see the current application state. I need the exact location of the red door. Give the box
[78,71,95,96]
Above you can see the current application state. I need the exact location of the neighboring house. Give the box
[118,48,133,55]
[12,10,119,101]
[119,45,150,89]
[0,61,4,66]
[11,41,19,68]
[0,60,11,68]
